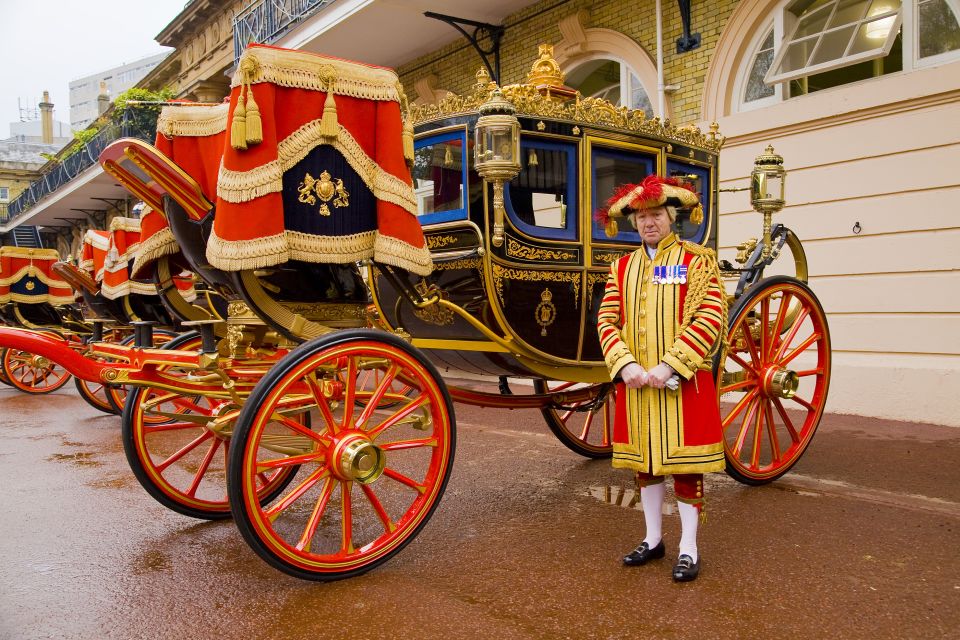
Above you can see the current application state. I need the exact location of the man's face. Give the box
[631,206,672,247]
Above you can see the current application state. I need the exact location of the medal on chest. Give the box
[653,264,688,285]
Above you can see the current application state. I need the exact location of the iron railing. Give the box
[4,107,158,224]
[233,0,337,61]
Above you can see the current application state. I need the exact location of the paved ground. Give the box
[1,379,958,640]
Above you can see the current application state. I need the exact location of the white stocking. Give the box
[678,501,699,563]
[640,481,666,547]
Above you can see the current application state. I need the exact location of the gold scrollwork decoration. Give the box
[412,282,455,326]
[535,288,557,336]
[491,263,580,308]
[426,234,459,250]
[432,258,483,271]
[298,170,350,216]
[506,238,575,262]
[593,251,627,264]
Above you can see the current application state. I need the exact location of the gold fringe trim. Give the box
[233,47,402,104]
[206,226,431,275]
[217,119,416,214]
[0,267,71,288]
[108,216,142,233]
[157,103,230,138]
[0,293,75,305]
[131,228,179,277]
[0,247,62,261]
[101,280,158,301]
[373,234,432,276]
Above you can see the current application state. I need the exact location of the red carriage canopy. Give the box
[0,247,74,305]
[205,44,432,275]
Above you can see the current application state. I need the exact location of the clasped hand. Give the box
[620,362,674,389]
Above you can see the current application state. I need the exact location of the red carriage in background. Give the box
[0,43,831,580]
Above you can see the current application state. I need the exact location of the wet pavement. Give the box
[1,379,958,640]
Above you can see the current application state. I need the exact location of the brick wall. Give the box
[397,0,739,125]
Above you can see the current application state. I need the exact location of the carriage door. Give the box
[490,137,582,361]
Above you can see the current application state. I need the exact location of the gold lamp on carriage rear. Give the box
[474,88,522,247]
[750,145,787,259]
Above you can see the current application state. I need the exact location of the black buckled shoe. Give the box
[672,554,700,582]
[622,540,666,566]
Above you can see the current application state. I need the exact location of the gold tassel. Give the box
[689,203,704,225]
[231,89,248,151]
[605,220,618,238]
[444,145,453,167]
[245,86,263,146]
[402,117,414,166]
[528,148,539,167]
[319,80,339,140]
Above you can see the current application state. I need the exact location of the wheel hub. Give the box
[30,355,51,368]
[331,433,385,484]
[762,366,799,399]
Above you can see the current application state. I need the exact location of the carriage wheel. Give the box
[105,328,180,415]
[120,333,300,520]
[533,380,613,458]
[1,347,72,394]
[228,330,455,581]
[0,349,11,386]
[74,376,120,414]
[715,276,831,485]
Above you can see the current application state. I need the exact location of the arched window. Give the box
[566,58,655,117]
[734,0,960,111]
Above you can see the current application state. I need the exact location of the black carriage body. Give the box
[370,110,721,383]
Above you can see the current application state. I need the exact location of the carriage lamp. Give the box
[750,145,787,260]
[474,88,521,247]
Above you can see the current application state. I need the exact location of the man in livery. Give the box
[595,174,727,582]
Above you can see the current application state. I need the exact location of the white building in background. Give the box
[68,52,169,130]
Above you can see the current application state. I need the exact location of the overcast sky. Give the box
[0,0,189,139]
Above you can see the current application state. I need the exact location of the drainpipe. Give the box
[656,0,665,120]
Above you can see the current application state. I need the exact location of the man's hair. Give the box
[628,205,677,227]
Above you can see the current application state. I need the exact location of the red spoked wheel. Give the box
[715,276,831,485]
[533,380,613,458]
[0,349,11,386]
[1,346,72,394]
[121,333,298,519]
[74,375,121,414]
[228,330,456,581]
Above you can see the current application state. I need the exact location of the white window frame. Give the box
[0,187,9,202]
[566,54,655,116]
[765,0,904,85]
[912,0,960,67]
[736,18,786,111]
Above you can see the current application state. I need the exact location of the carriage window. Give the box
[413,129,468,225]
[504,139,578,240]
[591,146,657,243]
[666,160,711,245]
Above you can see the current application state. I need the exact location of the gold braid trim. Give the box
[83,231,110,251]
[108,216,142,233]
[0,267,71,288]
[101,280,158,300]
[679,244,728,364]
[78,258,94,273]
[207,226,431,275]
[131,228,179,277]
[233,47,402,103]
[0,247,61,260]
[217,120,416,213]
[157,103,230,138]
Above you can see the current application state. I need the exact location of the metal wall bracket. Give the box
[676,0,701,53]
[424,11,506,85]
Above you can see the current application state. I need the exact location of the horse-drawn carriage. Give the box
[0,43,830,580]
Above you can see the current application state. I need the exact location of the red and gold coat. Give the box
[597,233,726,475]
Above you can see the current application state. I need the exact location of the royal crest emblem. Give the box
[297,170,350,216]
